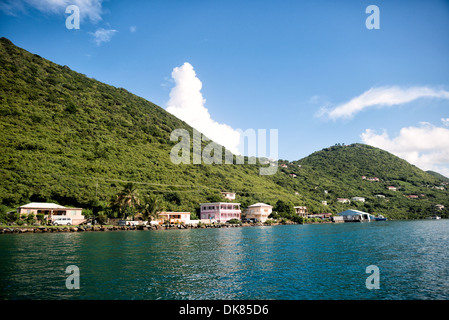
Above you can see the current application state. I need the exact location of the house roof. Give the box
[200,202,241,205]
[248,203,272,208]
[19,202,66,209]
[338,209,369,216]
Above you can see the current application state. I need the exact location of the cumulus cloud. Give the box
[361,122,449,177]
[323,86,449,120]
[166,62,241,155]
[0,0,104,22]
[90,28,117,45]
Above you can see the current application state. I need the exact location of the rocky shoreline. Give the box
[0,221,311,234]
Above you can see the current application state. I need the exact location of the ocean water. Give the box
[0,220,448,300]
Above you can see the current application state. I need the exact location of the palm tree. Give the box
[113,183,140,219]
[140,194,164,223]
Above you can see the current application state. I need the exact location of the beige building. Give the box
[245,203,273,222]
[294,206,308,217]
[17,202,85,225]
[158,212,191,224]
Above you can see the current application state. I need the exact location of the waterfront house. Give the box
[352,197,366,202]
[17,202,85,225]
[294,206,308,217]
[200,202,241,223]
[338,209,374,222]
[245,203,272,222]
[337,198,351,204]
[158,212,191,224]
[221,192,236,201]
[307,213,332,219]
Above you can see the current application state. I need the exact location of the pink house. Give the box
[200,202,241,223]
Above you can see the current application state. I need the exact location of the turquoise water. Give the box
[0,220,448,300]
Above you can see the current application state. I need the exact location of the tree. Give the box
[274,199,295,217]
[112,183,140,219]
[139,194,164,222]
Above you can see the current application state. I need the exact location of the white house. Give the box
[245,203,273,222]
[337,198,351,204]
[221,192,236,201]
[17,202,85,225]
[352,197,366,202]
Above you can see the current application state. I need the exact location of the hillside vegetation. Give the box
[1,37,448,221]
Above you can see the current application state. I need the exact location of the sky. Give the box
[1,0,449,176]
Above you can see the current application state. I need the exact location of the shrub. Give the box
[36,213,45,222]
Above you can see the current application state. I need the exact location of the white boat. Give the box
[426,215,441,220]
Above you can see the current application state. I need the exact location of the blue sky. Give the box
[1,0,449,175]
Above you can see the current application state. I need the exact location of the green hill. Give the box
[0,37,301,216]
[271,144,449,219]
[426,170,449,183]
[1,37,448,220]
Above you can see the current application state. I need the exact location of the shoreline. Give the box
[0,220,335,234]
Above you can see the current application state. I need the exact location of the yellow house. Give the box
[17,202,85,225]
[245,203,273,222]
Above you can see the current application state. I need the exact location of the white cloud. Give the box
[90,28,117,45]
[166,62,241,155]
[361,122,449,177]
[129,25,137,33]
[442,118,449,127]
[323,86,449,120]
[0,0,104,22]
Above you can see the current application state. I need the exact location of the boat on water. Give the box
[375,215,387,221]
[426,215,441,220]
